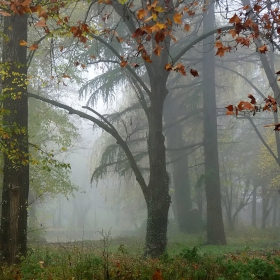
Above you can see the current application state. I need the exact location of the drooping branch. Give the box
[244,116,280,165]
[90,34,152,98]
[172,25,234,63]
[28,92,149,197]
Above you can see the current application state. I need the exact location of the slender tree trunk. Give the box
[0,14,29,264]
[252,184,257,227]
[145,78,170,257]
[165,99,192,232]
[272,194,277,228]
[202,1,226,245]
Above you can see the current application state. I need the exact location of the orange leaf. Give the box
[29,43,38,50]
[120,60,128,67]
[137,9,148,20]
[19,40,28,46]
[184,24,191,32]
[259,44,268,54]
[229,14,240,24]
[190,69,199,77]
[215,48,225,57]
[165,63,172,71]
[173,13,182,25]
[142,51,152,63]
[229,29,237,38]
[215,41,223,48]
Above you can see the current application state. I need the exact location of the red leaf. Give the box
[248,94,256,104]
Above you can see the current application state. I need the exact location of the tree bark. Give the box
[202,1,226,245]
[145,77,170,257]
[0,14,29,264]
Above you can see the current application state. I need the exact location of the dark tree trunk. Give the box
[164,99,192,232]
[272,194,277,228]
[145,77,170,258]
[252,184,257,228]
[0,14,29,264]
[202,1,226,245]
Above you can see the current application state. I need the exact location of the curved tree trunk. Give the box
[202,1,226,245]
[0,14,29,264]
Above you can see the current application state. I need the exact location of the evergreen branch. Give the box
[28,92,149,196]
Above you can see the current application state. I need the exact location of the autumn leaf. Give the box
[229,14,241,24]
[153,44,161,56]
[248,94,256,104]
[229,29,237,38]
[184,24,191,32]
[142,51,152,63]
[137,9,148,20]
[215,48,225,57]
[29,43,38,51]
[120,60,128,67]
[276,71,280,75]
[215,41,223,48]
[190,69,199,77]
[19,40,28,46]
[254,4,262,13]
[173,63,186,75]
[173,13,182,25]
[225,105,235,115]
[165,63,172,71]
[259,45,268,54]
[237,101,254,111]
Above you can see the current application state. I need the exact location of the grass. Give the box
[1,227,280,279]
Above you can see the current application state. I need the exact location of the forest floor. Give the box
[2,227,280,279]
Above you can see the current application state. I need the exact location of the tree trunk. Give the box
[272,194,277,228]
[0,14,29,264]
[164,99,192,232]
[202,1,226,245]
[145,78,170,258]
[252,184,257,227]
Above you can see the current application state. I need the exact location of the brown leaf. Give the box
[173,13,182,25]
[165,63,172,71]
[259,45,268,54]
[19,40,28,46]
[248,94,256,104]
[229,14,241,24]
[120,60,128,67]
[190,69,199,77]
[237,101,254,111]
[153,44,161,56]
[137,8,148,20]
[184,24,191,32]
[29,43,38,51]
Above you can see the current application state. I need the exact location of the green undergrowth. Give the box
[1,228,280,279]
[1,244,280,279]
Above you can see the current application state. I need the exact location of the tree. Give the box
[0,12,29,265]
[0,0,239,258]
